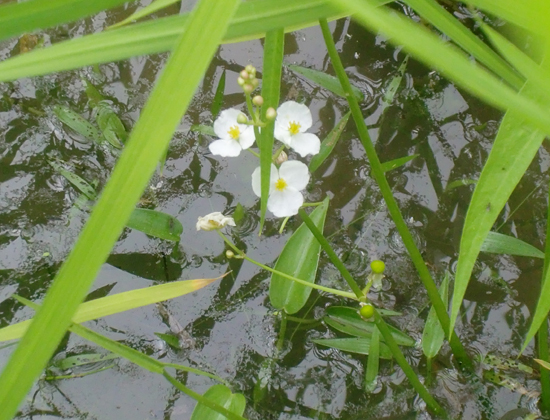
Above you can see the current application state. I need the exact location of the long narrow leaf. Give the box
[422,272,450,359]
[110,0,179,29]
[481,231,545,259]
[313,337,392,358]
[126,208,183,241]
[309,111,350,173]
[190,384,246,420]
[287,64,364,100]
[0,1,239,417]
[364,326,380,392]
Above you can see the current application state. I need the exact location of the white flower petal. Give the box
[276,101,312,131]
[238,126,256,150]
[251,166,262,197]
[209,138,242,157]
[213,108,245,139]
[274,121,292,145]
[267,187,304,217]
[288,132,320,157]
[197,212,236,231]
[278,161,310,191]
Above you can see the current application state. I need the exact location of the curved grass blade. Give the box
[364,326,380,392]
[0,0,129,42]
[0,276,220,343]
[127,208,183,241]
[110,0,179,29]
[0,1,239,417]
[190,384,246,420]
[53,105,102,143]
[0,0,350,83]
[287,64,364,101]
[324,306,415,346]
[270,198,329,314]
[312,337,392,359]
[422,271,450,360]
[309,111,350,173]
[481,231,545,259]
[402,0,523,89]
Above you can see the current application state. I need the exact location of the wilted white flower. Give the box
[196,212,236,231]
[251,160,310,217]
[209,109,255,157]
[274,101,320,157]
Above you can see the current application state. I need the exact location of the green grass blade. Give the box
[110,0,179,29]
[403,0,523,89]
[309,111,350,173]
[0,0,129,42]
[0,0,239,417]
[190,384,246,420]
[0,0,350,83]
[287,64,364,101]
[49,159,98,200]
[126,208,183,241]
[481,232,545,259]
[379,55,408,114]
[312,337,392,358]
[258,28,284,232]
[422,272,450,359]
[380,154,418,173]
[270,198,329,314]
[211,69,226,119]
[364,326,380,392]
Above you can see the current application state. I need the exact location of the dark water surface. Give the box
[0,1,547,419]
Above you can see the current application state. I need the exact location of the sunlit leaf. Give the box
[287,64,364,101]
[480,231,545,259]
[127,208,183,241]
[190,384,246,420]
[309,112,350,173]
[270,198,329,314]
[422,271,449,359]
[312,337,392,358]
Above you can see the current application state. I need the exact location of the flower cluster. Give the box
[206,65,323,218]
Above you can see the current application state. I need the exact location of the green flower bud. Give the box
[359,304,375,319]
[252,95,264,106]
[370,260,385,274]
[237,77,245,86]
[243,83,254,94]
[240,69,249,79]
[226,250,235,259]
[245,64,255,75]
[266,107,277,120]
[236,113,248,124]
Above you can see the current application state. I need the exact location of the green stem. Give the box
[319,18,472,371]
[217,231,357,300]
[373,310,444,415]
[272,144,286,161]
[298,208,364,299]
[247,148,260,158]
[163,371,246,420]
[301,202,324,207]
[163,363,226,384]
[279,216,290,234]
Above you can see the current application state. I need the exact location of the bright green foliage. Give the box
[287,64,364,101]
[270,198,329,314]
[96,102,128,148]
[110,0,179,29]
[481,232,545,259]
[422,272,450,360]
[370,260,385,274]
[309,112,350,173]
[360,304,375,319]
[190,385,246,420]
[364,326,380,392]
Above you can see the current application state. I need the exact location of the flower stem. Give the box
[298,208,364,299]
[217,231,357,300]
[320,18,472,371]
[301,202,323,207]
[247,148,260,158]
[279,216,290,234]
[272,144,286,161]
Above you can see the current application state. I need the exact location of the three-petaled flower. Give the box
[196,212,236,231]
[251,161,310,217]
[209,109,255,157]
[274,101,320,157]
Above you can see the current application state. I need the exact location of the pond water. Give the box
[0,1,548,419]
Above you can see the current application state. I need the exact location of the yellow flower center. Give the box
[288,121,301,135]
[227,125,240,140]
[275,178,287,191]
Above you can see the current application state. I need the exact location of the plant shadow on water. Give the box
[0,1,548,419]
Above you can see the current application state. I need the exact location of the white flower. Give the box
[209,109,255,157]
[196,212,236,231]
[274,101,320,157]
[251,161,310,217]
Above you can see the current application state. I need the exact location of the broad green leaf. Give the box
[48,160,98,200]
[190,384,246,420]
[380,154,418,173]
[110,0,179,29]
[270,198,329,314]
[233,203,245,224]
[127,208,183,241]
[53,105,102,143]
[0,1,239,415]
[53,353,119,370]
[211,69,226,119]
[96,102,128,148]
[364,326,379,392]
[287,64,364,101]
[480,231,545,259]
[0,0,129,42]
[0,0,350,83]
[403,0,523,89]
[309,112,350,173]
[324,306,415,346]
[190,124,216,136]
[258,29,284,232]
[0,277,220,343]
[312,337,392,359]
[422,271,450,359]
